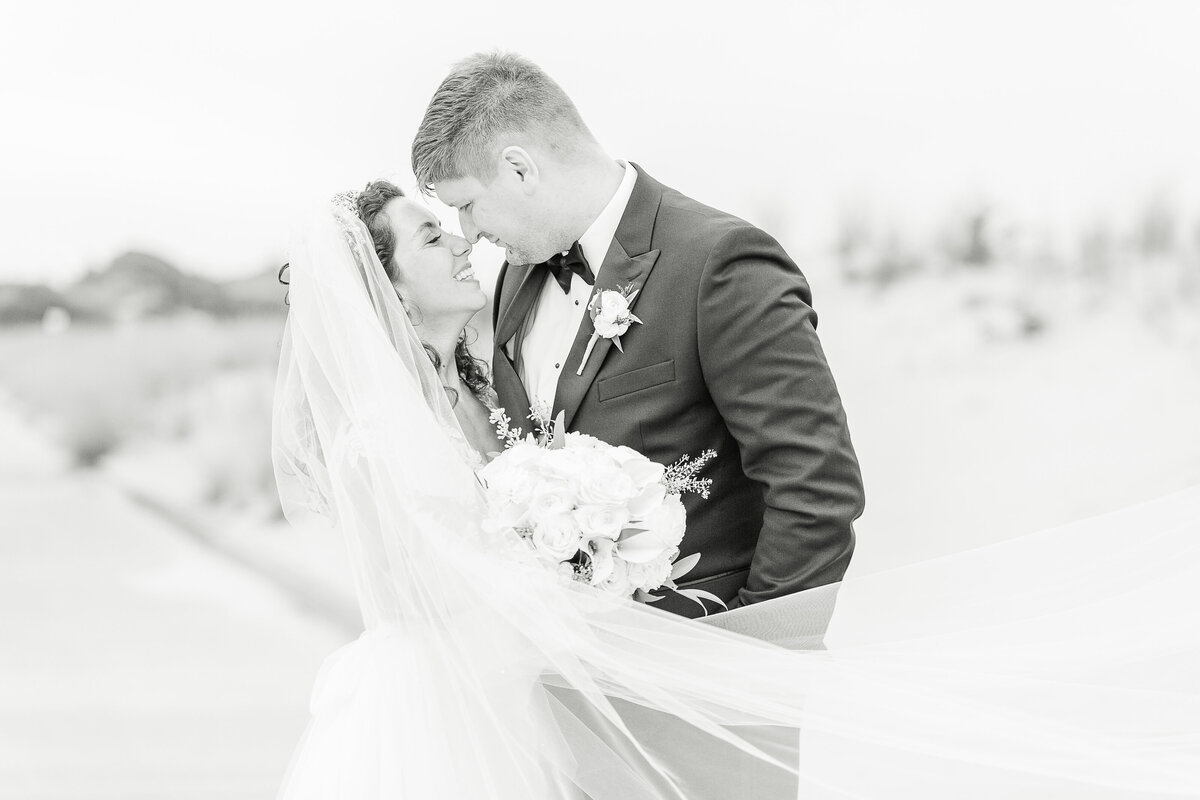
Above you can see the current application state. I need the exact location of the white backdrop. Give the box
[2,0,1199,286]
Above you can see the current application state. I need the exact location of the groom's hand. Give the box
[697,225,865,608]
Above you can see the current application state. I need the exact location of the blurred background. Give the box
[2,0,1199,796]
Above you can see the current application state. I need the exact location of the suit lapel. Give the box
[490,261,544,427]
[553,166,664,429]
[494,262,546,359]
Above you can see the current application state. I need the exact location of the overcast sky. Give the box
[2,0,1198,285]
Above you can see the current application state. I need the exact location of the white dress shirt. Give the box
[516,161,639,413]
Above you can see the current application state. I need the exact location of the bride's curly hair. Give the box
[355,180,491,406]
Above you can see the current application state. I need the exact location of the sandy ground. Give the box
[814,278,1200,576]
[0,397,352,799]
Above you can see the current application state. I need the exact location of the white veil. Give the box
[272,200,1200,799]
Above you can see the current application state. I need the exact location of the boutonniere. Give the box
[576,284,642,375]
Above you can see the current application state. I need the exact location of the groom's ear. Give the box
[499,146,539,194]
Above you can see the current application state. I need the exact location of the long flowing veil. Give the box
[272,200,1200,799]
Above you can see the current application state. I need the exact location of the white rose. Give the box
[538,448,591,482]
[595,557,633,598]
[625,557,673,592]
[482,441,541,475]
[642,493,687,548]
[527,479,574,522]
[483,464,535,508]
[580,447,618,473]
[594,316,622,339]
[609,445,641,465]
[531,513,585,562]
[564,432,603,449]
[577,465,636,507]
[574,504,630,541]
[598,291,628,314]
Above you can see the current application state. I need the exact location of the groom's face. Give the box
[434,159,562,267]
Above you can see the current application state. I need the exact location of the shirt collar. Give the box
[577,160,638,277]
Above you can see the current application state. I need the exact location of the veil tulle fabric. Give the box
[272,201,1200,799]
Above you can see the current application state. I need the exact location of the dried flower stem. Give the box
[663,449,717,499]
[488,407,524,449]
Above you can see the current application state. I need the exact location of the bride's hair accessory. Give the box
[331,189,363,216]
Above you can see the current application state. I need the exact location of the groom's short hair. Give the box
[412,51,592,195]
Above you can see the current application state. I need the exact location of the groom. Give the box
[413,52,865,618]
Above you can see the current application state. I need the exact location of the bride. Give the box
[271,183,1200,798]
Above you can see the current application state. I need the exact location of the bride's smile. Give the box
[379,198,485,319]
[347,182,500,459]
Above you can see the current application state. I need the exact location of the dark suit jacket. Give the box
[492,166,865,617]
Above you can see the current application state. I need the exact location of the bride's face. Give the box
[383,198,486,321]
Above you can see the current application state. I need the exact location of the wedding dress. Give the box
[271,200,1200,799]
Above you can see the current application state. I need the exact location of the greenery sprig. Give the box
[488,407,524,449]
[663,449,717,499]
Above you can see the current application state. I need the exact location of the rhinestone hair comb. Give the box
[331,190,362,215]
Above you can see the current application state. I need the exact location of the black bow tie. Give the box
[540,242,595,294]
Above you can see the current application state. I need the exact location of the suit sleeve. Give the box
[697,226,865,608]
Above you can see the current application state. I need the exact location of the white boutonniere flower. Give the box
[576,284,642,375]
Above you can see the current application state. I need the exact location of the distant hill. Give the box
[222,266,290,314]
[0,252,288,326]
[0,284,96,325]
[66,251,234,320]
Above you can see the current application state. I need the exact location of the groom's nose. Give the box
[458,210,481,243]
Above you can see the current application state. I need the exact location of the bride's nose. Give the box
[450,234,472,257]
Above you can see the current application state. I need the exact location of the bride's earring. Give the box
[396,292,423,327]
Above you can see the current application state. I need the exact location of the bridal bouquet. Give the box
[480,407,721,611]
